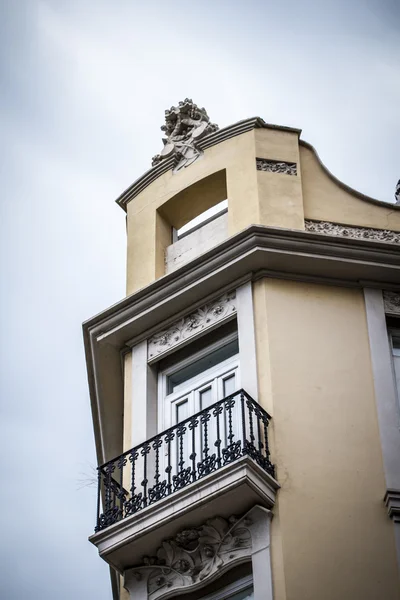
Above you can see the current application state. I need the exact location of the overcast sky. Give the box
[0,1,399,598]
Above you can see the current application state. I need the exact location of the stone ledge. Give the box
[384,489,400,523]
[89,456,279,573]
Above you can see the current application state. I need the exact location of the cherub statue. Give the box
[152,99,218,170]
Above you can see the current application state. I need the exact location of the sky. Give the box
[0,0,399,598]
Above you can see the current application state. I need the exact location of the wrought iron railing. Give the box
[95,389,274,532]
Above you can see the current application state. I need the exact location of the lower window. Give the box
[197,575,253,600]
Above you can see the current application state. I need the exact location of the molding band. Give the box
[147,291,236,361]
[305,220,400,244]
[256,158,297,176]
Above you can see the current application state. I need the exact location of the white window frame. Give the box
[158,332,240,433]
[388,327,400,410]
[197,574,253,600]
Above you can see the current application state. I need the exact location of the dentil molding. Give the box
[305,220,400,244]
[147,291,236,360]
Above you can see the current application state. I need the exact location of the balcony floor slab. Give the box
[89,456,279,573]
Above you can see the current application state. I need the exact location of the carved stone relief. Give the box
[125,506,271,600]
[305,220,400,244]
[152,99,218,172]
[147,291,236,360]
[383,291,400,315]
[256,158,297,176]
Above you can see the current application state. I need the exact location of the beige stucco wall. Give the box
[255,128,304,231]
[126,132,258,294]
[253,278,400,600]
[125,126,400,297]
[300,143,400,231]
[125,127,306,295]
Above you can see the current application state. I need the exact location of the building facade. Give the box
[84,100,400,600]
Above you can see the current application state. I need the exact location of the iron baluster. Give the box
[165,431,174,494]
[173,424,191,490]
[125,449,142,517]
[141,442,151,507]
[247,398,255,447]
[104,462,114,515]
[222,395,241,464]
[95,468,101,532]
[240,392,246,456]
[189,416,198,482]
[262,413,274,475]
[213,402,223,468]
[256,405,263,458]
[197,409,216,478]
[117,454,127,520]
[148,436,167,504]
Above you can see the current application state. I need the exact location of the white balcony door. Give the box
[158,337,240,480]
[161,356,240,431]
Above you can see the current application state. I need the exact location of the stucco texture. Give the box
[125,125,400,296]
[254,278,400,600]
[126,131,259,294]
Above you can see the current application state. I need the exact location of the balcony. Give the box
[90,390,279,573]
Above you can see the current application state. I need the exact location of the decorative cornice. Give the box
[305,220,400,244]
[256,158,297,176]
[126,506,270,600]
[383,291,400,315]
[147,291,236,360]
[384,489,400,523]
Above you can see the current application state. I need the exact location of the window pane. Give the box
[200,387,213,410]
[167,339,239,393]
[176,399,189,423]
[392,335,400,356]
[223,374,236,397]
[227,589,253,600]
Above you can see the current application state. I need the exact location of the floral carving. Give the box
[148,291,236,360]
[305,220,400,244]
[132,514,252,599]
[256,158,297,176]
[383,291,400,315]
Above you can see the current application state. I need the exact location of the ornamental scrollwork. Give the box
[256,158,297,176]
[147,291,236,360]
[305,220,400,244]
[383,291,400,315]
[131,514,252,599]
[152,99,218,172]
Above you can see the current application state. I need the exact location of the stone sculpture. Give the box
[395,179,400,205]
[152,99,218,171]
